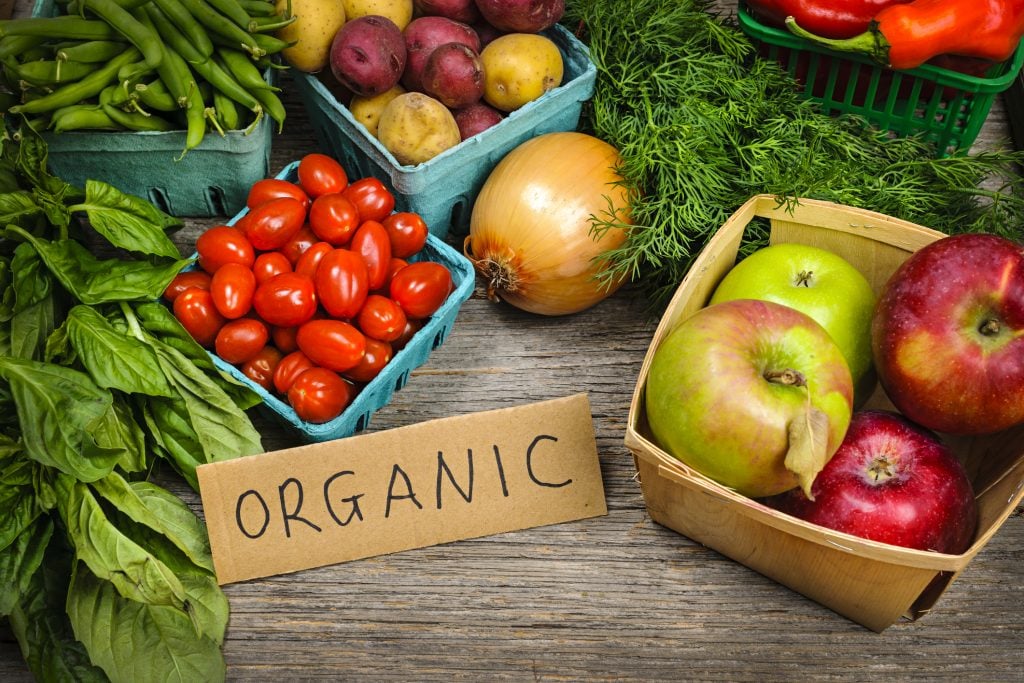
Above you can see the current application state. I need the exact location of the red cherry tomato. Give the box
[392,318,423,351]
[350,220,392,291]
[381,212,428,258]
[241,346,283,391]
[309,192,361,246]
[173,288,225,347]
[247,178,310,210]
[314,248,369,319]
[356,294,407,343]
[210,262,256,319]
[280,225,318,265]
[294,241,333,279]
[252,251,292,285]
[196,225,254,274]
[343,337,393,383]
[241,197,307,251]
[296,319,367,373]
[273,350,316,394]
[341,177,395,223]
[288,367,356,424]
[214,318,269,364]
[272,325,299,354]
[252,272,318,327]
[163,270,211,302]
[389,261,452,319]
[297,153,348,198]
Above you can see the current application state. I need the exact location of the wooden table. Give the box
[2,10,1022,681]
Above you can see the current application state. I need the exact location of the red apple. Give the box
[768,410,978,554]
[872,233,1024,434]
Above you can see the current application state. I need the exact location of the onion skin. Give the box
[465,131,632,315]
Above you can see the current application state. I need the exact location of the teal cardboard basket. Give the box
[294,24,596,238]
[32,0,274,217]
[206,161,476,442]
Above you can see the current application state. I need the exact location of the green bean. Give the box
[250,31,293,55]
[14,59,95,86]
[0,17,120,41]
[16,45,52,62]
[212,86,239,130]
[204,0,252,31]
[56,39,128,63]
[81,0,163,80]
[238,0,277,17]
[133,7,190,108]
[216,46,276,91]
[247,13,295,33]
[0,35,48,60]
[8,45,140,114]
[136,78,179,111]
[176,0,264,58]
[151,0,214,59]
[51,105,119,132]
[181,74,207,153]
[102,101,177,130]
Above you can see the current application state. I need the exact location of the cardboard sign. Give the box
[197,393,607,584]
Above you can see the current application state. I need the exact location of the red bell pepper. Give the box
[745,0,911,39]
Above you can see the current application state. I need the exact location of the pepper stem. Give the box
[784,16,891,66]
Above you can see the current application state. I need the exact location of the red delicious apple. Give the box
[768,410,978,554]
[872,233,1024,434]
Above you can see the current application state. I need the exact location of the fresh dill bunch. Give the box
[565,0,1024,309]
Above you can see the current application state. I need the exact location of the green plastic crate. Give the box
[31,0,274,217]
[738,2,1024,155]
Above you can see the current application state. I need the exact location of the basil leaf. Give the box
[92,397,148,474]
[9,244,57,360]
[8,226,190,304]
[65,305,173,397]
[55,475,188,610]
[0,256,14,322]
[0,477,40,553]
[67,562,225,683]
[72,180,182,259]
[11,124,82,209]
[140,397,206,490]
[0,356,117,482]
[0,516,52,615]
[0,191,42,229]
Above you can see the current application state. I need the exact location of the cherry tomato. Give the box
[341,177,394,223]
[163,270,211,302]
[296,319,367,373]
[214,318,269,364]
[382,212,428,258]
[196,225,254,274]
[288,367,356,424]
[350,220,392,291]
[314,248,369,319]
[392,318,423,351]
[241,345,283,391]
[309,192,360,246]
[252,272,318,327]
[389,261,452,319]
[173,288,225,347]
[273,349,316,394]
[294,241,333,279]
[356,294,407,342]
[280,224,318,265]
[252,251,292,285]
[343,337,392,383]
[247,178,310,210]
[241,197,307,251]
[272,325,299,354]
[210,262,256,319]
[297,153,348,198]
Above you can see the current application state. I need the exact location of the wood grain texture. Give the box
[2,5,1023,679]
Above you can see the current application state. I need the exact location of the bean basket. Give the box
[738,2,1024,156]
[293,24,597,238]
[207,161,476,442]
[624,195,1024,632]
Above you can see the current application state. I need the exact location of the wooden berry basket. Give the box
[624,194,1024,632]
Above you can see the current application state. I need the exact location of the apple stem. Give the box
[795,270,814,287]
[979,318,1002,336]
[764,368,807,387]
[868,456,896,482]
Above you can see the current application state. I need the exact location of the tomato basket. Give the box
[196,161,476,442]
[624,195,1024,632]
[738,1,1024,156]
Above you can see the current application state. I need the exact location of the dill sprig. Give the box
[565,0,1024,309]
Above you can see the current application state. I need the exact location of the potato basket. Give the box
[624,195,1024,632]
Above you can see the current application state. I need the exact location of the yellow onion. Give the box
[464,131,632,315]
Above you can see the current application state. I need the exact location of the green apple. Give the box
[709,242,876,400]
[645,299,854,499]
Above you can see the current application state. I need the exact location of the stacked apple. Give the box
[645,233,1024,555]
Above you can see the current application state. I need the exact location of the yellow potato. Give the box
[275,0,347,73]
[341,0,413,29]
[481,33,564,112]
[377,92,461,165]
[349,84,406,137]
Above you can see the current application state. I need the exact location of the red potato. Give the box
[454,101,503,139]
[413,0,479,23]
[330,15,408,97]
[422,42,484,108]
[475,0,564,32]
[401,16,480,92]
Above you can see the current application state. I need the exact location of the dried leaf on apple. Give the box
[785,404,831,500]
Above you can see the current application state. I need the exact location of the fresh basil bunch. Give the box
[0,124,263,681]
